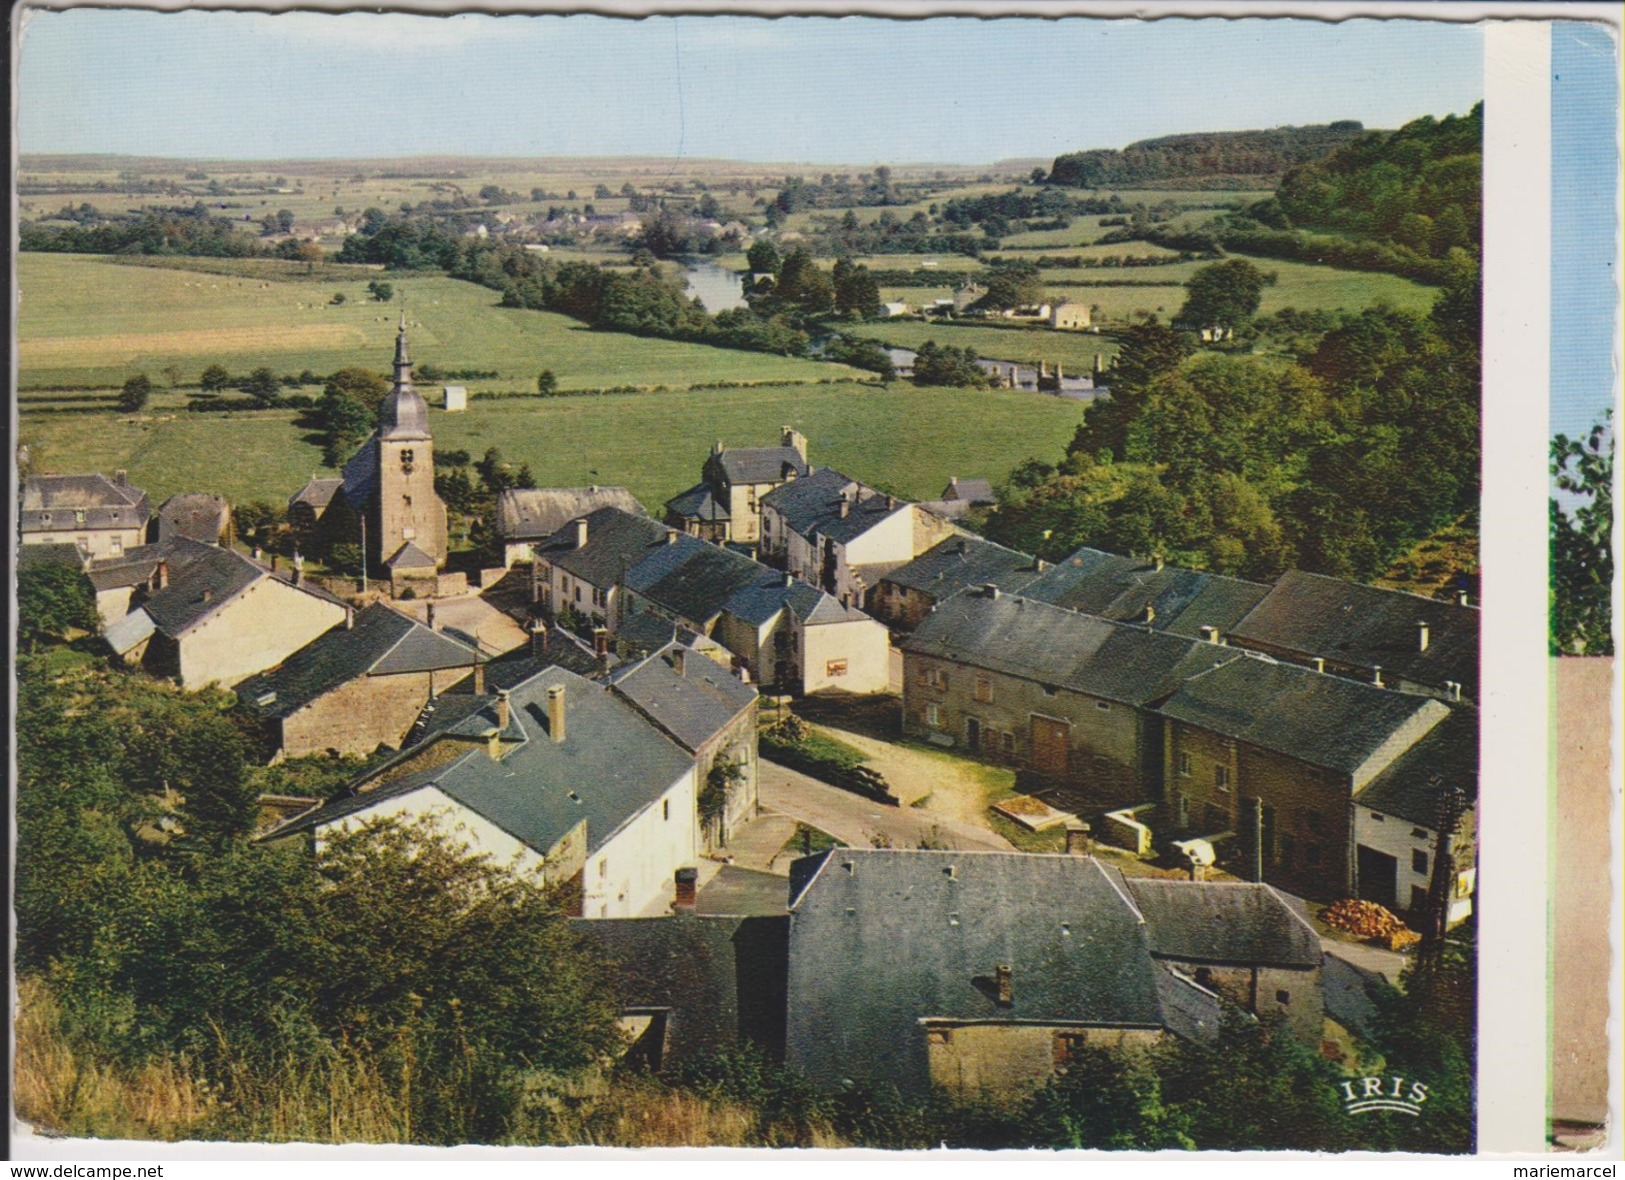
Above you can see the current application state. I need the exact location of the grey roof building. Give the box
[1356,706,1479,829]
[624,534,767,629]
[155,492,230,546]
[17,541,89,571]
[757,466,860,536]
[531,507,672,590]
[1227,569,1479,701]
[876,535,1043,627]
[609,647,758,755]
[1020,546,1270,640]
[1119,878,1321,969]
[497,486,647,547]
[19,471,151,548]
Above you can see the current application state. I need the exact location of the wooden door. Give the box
[1030,715,1071,775]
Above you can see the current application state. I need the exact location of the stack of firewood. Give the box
[1322,899,1420,949]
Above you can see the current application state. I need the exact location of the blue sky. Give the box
[19,11,1482,163]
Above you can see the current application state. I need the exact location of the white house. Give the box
[264,666,698,920]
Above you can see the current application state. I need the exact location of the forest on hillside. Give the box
[1045,122,1369,188]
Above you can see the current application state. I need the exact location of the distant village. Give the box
[18,323,1478,1099]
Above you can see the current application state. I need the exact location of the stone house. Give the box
[103,544,350,689]
[497,486,647,568]
[665,429,811,545]
[154,492,231,547]
[873,536,1042,630]
[899,589,1242,810]
[529,507,672,630]
[287,476,344,539]
[785,849,1321,1100]
[84,537,218,629]
[264,666,698,920]
[1226,569,1479,703]
[608,643,760,849]
[1020,546,1270,640]
[1350,707,1478,926]
[1156,657,1452,900]
[20,471,151,560]
[1050,301,1093,330]
[760,467,957,611]
[235,603,486,761]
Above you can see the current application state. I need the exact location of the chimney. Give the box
[712,438,724,456]
[114,469,128,485]
[1446,680,1463,702]
[984,584,1001,600]
[994,964,1013,1008]
[271,553,279,572]
[885,494,896,511]
[593,627,610,659]
[783,571,794,588]
[1372,665,1384,688]
[154,558,169,590]
[1153,555,1165,572]
[201,588,214,604]
[486,727,502,759]
[573,517,589,549]
[670,646,685,676]
[495,689,511,732]
[547,684,567,743]
[839,499,850,519]
[1312,656,1326,674]
[472,662,485,694]
[1198,624,1218,644]
[1143,601,1156,625]
[956,539,969,555]
[427,602,437,631]
[1094,351,1105,375]
[666,531,680,545]
[1416,621,1430,652]
[1064,821,1093,857]
[673,866,698,913]
[345,605,355,630]
[1456,591,1470,607]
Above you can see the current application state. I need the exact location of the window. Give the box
[1412,827,1430,840]
[1279,835,1296,868]
[403,495,413,509]
[74,509,86,524]
[1053,1031,1088,1067]
[401,449,415,471]
[1306,810,1324,834]
[925,704,941,727]
[826,659,848,678]
[109,537,123,556]
[575,586,583,603]
[1369,811,1386,822]
[933,669,950,691]
[594,587,609,609]
[1001,731,1016,758]
[663,799,670,821]
[928,1028,952,1046]
[599,858,608,878]
[1214,765,1231,792]
[1095,700,1111,711]
[974,677,993,703]
[1412,849,1429,875]
[1177,751,1192,778]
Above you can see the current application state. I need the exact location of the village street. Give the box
[757,759,1014,853]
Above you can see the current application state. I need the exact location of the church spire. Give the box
[393,309,413,391]
[378,307,430,441]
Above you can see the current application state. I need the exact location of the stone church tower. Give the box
[339,316,448,582]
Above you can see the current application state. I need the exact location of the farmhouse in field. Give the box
[1050,301,1093,330]
[235,602,486,761]
[665,429,811,545]
[264,665,699,920]
[19,470,150,559]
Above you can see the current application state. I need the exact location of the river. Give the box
[680,262,748,312]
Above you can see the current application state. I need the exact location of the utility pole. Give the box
[1417,778,1469,985]
[360,513,369,595]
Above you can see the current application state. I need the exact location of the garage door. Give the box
[1030,715,1071,776]
[1356,844,1399,909]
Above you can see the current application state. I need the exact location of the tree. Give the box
[242,366,281,405]
[317,368,390,465]
[1176,258,1274,332]
[367,279,395,303]
[978,260,1044,311]
[17,564,99,651]
[276,208,295,233]
[117,373,153,412]
[234,500,282,549]
[199,363,232,393]
[832,259,882,319]
[330,292,347,306]
[1551,411,1614,655]
[746,239,781,276]
[537,370,557,395]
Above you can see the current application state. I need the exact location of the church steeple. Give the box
[379,310,430,441]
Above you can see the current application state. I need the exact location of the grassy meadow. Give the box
[18,381,1084,510]
[845,321,1121,370]
[18,254,852,391]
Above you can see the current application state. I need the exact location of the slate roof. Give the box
[339,441,378,509]
[1153,966,1224,1046]
[881,536,1041,601]
[1228,569,1480,698]
[1156,657,1451,777]
[901,591,1242,706]
[709,444,809,487]
[1119,878,1322,968]
[235,604,483,719]
[289,476,343,512]
[268,667,693,859]
[533,507,673,587]
[497,486,647,542]
[571,914,789,1065]
[104,609,156,655]
[20,473,150,534]
[386,541,438,570]
[17,542,88,570]
[482,629,615,690]
[760,467,859,535]
[664,482,730,524]
[133,544,343,639]
[610,648,757,752]
[941,477,996,504]
[1020,547,1270,639]
[86,538,216,592]
[1356,707,1479,829]
[155,493,229,545]
[786,851,1165,1088]
[625,534,766,628]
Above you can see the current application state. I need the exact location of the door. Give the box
[1356,845,1399,909]
[1030,714,1071,776]
[966,717,981,751]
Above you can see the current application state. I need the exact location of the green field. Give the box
[844,321,1121,370]
[18,254,854,390]
[17,382,1084,510]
